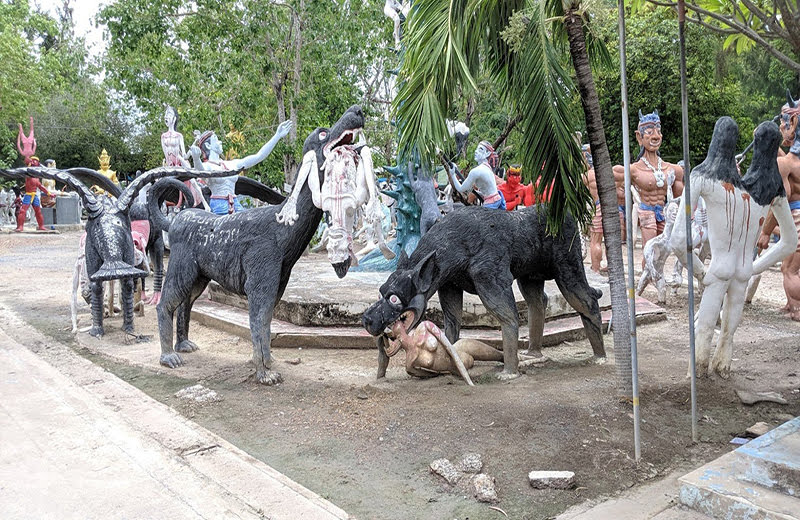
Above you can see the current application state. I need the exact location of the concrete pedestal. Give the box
[55,196,81,225]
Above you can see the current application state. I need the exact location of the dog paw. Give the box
[495,370,520,381]
[89,326,104,338]
[256,369,283,386]
[175,340,199,353]
[160,352,183,369]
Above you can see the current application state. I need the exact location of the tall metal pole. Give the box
[678,0,698,442]
[618,0,641,461]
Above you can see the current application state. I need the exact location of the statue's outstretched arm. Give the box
[754,197,797,274]
[231,120,293,170]
[669,178,702,266]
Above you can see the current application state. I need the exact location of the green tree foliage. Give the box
[99,0,394,187]
[0,0,138,175]
[595,8,752,167]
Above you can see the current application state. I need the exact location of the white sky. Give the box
[35,0,106,59]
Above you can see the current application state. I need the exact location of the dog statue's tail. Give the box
[147,177,195,233]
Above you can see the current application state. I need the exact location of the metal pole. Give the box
[618,0,641,461]
[678,0,698,443]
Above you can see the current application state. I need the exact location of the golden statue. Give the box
[93,149,119,196]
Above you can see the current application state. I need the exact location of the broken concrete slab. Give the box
[736,390,788,406]
[457,453,483,474]
[470,474,499,503]
[528,470,576,490]
[429,459,460,486]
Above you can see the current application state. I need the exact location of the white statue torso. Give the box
[696,177,770,281]
[462,163,499,197]
[161,130,185,167]
[203,160,238,197]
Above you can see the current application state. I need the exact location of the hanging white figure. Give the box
[276,105,392,278]
[670,117,797,378]
[384,0,411,47]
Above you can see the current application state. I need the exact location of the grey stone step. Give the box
[679,419,800,520]
[733,417,800,497]
[190,298,666,350]
[208,254,615,328]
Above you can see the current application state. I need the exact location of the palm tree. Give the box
[394,0,633,395]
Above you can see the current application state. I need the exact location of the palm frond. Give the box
[394,0,591,230]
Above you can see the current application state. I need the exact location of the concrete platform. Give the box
[208,255,617,328]
[678,417,800,519]
[191,297,666,350]
[0,309,350,520]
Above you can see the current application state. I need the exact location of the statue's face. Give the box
[636,122,662,153]
[99,153,110,170]
[507,170,521,188]
[208,134,224,156]
[474,144,490,163]
[164,108,176,129]
[780,110,797,147]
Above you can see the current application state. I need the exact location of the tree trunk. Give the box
[565,7,632,396]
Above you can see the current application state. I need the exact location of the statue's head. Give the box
[582,144,593,168]
[25,156,40,167]
[98,149,111,170]
[164,106,179,130]
[475,140,498,171]
[780,90,800,154]
[44,159,56,168]
[506,164,522,187]
[195,130,222,161]
[636,110,662,154]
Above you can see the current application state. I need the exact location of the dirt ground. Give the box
[1,229,799,520]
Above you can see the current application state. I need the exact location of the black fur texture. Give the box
[362,205,605,379]
[156,105,365,384]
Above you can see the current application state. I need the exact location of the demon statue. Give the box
[190,120,292,215]
[362,205,605,381]
[670,117,797,378]
[277,105,392,278]
[157,106,382,384]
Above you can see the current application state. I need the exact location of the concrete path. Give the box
[0,314,350,520]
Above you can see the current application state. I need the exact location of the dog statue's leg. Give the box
[246,277,283,386]
[556,278,606,362]
[474,274,520,380]
[88,281,105,337]
[518,278,546,358]
[174,278,208,353]
[157,258,196,368]
[120,278,135,334]
[437,283,463,343]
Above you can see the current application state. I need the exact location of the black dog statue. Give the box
[157,106,366,385]
[362,205,606,380]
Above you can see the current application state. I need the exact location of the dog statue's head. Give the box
[361,250,438,337]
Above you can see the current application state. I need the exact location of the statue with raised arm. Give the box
[447,140,505,210]
[670,117,797,379]
[615,110,684,252]
[190,120,293,215]
[383,0,411,47]
[161,106,208,211]
[17,116,36,165]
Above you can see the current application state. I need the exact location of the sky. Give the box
[36,0,106,58]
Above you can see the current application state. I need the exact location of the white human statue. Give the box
[384,0,411,47]
[448,140,505,210]
[160,106,209,211]
[190,120,293,215]
[670,117,797,378]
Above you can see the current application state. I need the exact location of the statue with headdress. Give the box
[613,109,684,254]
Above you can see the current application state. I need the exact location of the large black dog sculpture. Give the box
[1,166,242,337]
[157,106,365,385]
[362,205,606,380]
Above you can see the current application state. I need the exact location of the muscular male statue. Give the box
[190,120,292,215]
[448,140,505,210]
[614,110,683,250]
[757,91,800,320]
[584,145,626,273]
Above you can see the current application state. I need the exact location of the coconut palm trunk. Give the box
[564,6,632,396]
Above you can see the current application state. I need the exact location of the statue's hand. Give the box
[756,233,770,250]
[189,144,202,159]
[364,197,383,224]
[276,197,298,226]
[276,120,293,139]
